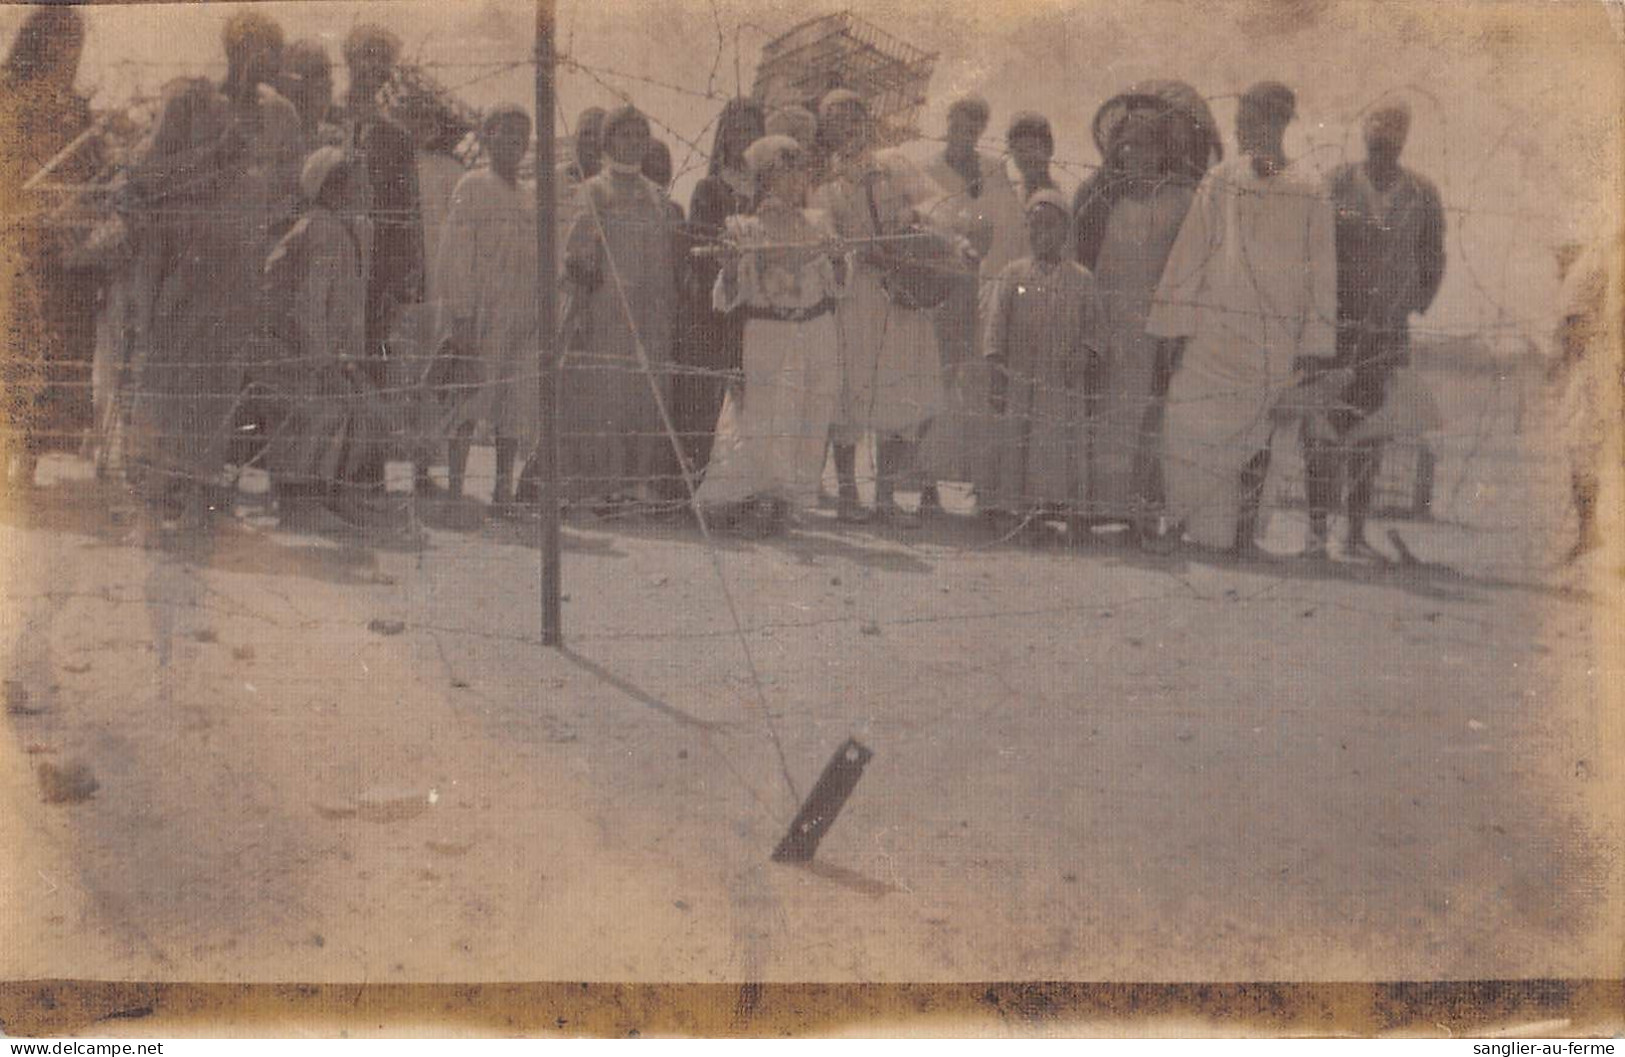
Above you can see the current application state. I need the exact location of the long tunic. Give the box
[694,208,849,510]
[980,257,1104,511]
[125,79,302,491]
[917,150,1029,482]
[812,149,945,441]
[1089,182,1195,517]
[562,169,679,494]
[1326,162,1446,420]
[261,207,368,484]
[434,168,541,447]
[1145,157,1336,548]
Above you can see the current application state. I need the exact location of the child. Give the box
[980,190,1104,538]
[261,145,371,534]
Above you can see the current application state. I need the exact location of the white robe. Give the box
[434,168,541,447]
[1145,157,1337,548]
[694,208,849,510]
[812,150,946,441]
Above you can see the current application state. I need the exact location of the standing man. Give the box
[336,24,426,500]
[1145,81,1337,556]
[918,94,1028,512]
[1309,101,1446,559]
[436,106,541,509]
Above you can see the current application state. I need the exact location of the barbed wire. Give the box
[3,12,1608,796]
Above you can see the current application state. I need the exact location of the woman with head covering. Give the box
[0,6,95,490]
[979,190,1104,536]
[692,135,850,535]
[678,98,766,472]
[121,10,303,528]
[562,104,682,509]
[810,89,948,526]
[1070,82,1218,535]
[433,104,541,509]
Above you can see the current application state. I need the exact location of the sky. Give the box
[7,0,1621,346]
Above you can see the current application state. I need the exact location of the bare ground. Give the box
[2,372,1621,984]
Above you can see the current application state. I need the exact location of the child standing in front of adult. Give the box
[980,190,1104,541]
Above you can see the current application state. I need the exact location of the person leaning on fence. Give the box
[258,147,373,536]
[561,104,681,511]
[1307,100,1446,561]
[680,99,766,476]
[121,11,302,531]
[692,135,851,537]
[433,105,541,511]
[811,88,948,527]
[1143,80,1337,558]
[980,190,1104,540]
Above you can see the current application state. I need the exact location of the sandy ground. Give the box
[1,366,1621,986]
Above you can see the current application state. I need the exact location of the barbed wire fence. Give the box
[3,12,1604,824]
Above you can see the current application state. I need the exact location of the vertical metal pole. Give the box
[536,0,563,646]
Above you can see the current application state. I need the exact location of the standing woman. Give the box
[1073,82,1221,535]
[811,89,946,526]
[123,11,302,529]
[562,105,680,508]
[693,136,849,535]
[681,99,765,473]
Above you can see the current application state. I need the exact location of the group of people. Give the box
[679,79,1447,559]
[5,7,1454,562]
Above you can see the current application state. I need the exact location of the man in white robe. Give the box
[435,105,541,507]
[1145,81,1337,554]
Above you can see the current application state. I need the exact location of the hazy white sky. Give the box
[8,0,1620,344]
